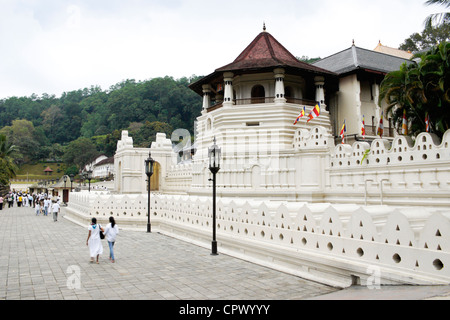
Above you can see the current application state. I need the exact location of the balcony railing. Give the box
[207,97,318,113]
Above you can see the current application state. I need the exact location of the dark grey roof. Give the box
[312,45,413,75]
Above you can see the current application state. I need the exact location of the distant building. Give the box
[373,40,414,59]
[93,157,115,179]
[44,166,53,176]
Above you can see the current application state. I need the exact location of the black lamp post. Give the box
[69,174,74,192]
[63,175,67,188]
[87,169,93,192]
[145,152,155,233]
[208,137,221,255]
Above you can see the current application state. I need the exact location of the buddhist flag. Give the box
[377,111,384,137]
[307,103,321,123]
[294,106,306,125]
[402,109,408,135]
[339,120,346,144]
[425,112,430,132]
[361,115,366,139]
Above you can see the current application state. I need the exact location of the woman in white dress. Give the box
[86,218,104,264]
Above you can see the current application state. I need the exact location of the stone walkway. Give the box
[0,205,338,300]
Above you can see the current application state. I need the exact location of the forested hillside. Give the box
[0,76,203,170]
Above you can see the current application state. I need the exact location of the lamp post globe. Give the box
[208,137,221,255]
[145,152,155,233]
[208,137,221,174]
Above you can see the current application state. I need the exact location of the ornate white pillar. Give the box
[202,84,211,114]
[315,76,326,107]
[274,68,286,105]
[223,72,234,107]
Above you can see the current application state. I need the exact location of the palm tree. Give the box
[0,134,18,184]
[379,41,450,137]
[379,62,428,136]
[425,0,450,27]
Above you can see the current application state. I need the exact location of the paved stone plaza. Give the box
[0,205,339,300]
[2,205,450,302]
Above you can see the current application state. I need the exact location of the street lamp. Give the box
[87,169,93,192]
[69,174,74,192]
[145,152,155,233]
[63,175,67,188]
[208,137,221,255]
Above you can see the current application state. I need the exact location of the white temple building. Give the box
[66,27,450,288]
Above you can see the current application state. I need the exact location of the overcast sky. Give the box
[0,0,440,99]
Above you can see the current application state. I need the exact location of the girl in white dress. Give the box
[86,218,104,263]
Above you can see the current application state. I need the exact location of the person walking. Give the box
[104,217,119,263]
[7,193,13,208]
[23,193,28,207]
[27,194,33,208]
[86,218,104,264]
[51,199,60,222]
[43,197,50,216]
[17,194,22,207]
[0,195,3,210]
[35,200,41,216]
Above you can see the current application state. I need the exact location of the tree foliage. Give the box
[62,137,100,169]
[380,41,450,137]
[399,22,450,52]
[425,0,450,27]
[0,76,202,169]
[0,134,18,185]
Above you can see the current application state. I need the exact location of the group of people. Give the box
[0,191,62,222]
[0,191,36,209]
[0,190,120,264]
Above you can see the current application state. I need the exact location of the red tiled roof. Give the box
[216,31,333,74]
[189,31,335,96]
[44,166,53,172]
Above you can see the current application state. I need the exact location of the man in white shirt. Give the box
[52,200,60,222]
[44,197,51,216]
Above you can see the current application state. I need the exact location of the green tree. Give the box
[63,137,100,170]
[0,134,18,185]
[41,105,63,140]
[0,119,44,163]
[399,22,450,52]
[130,121,173,148]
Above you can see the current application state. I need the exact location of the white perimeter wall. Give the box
[65,191,450,288]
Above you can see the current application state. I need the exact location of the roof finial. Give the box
[352,39,355,46]
[263,22,266,32]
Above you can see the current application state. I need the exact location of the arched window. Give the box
[251,85,265,104]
